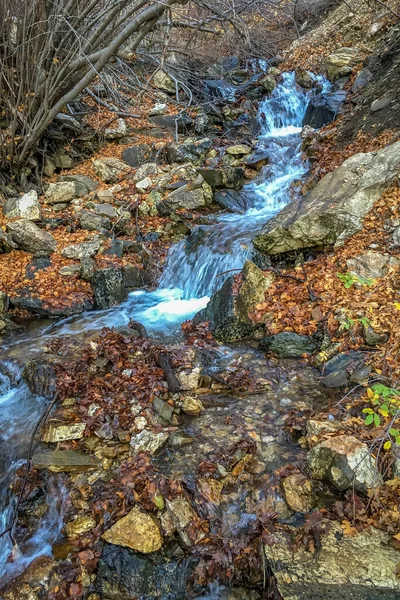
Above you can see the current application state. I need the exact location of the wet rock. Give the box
[259,332,316,358]
[59,174,98,192]
[94,203,117,218]
[362,323,389,346]
[97,544,193,599]
[153,397,174,422]
[295,68,314,89]
[12,288,88,317]
[23,355,57,397]
[308,434,382,492]
[4,190,41,221]
[42,421,86,443]
[320,351,366,388]
[131,430,169,455]
[302,90,346,128]
[92,267,127,309]
[196,261,274,342]
[44,181,80,204]
[62,237,102,259]
[197,477,224,504]
[33,449,99,472]
[198,167,244,189]
[352,68,373,92]
[165,495,196,533]
[281,474,314,513]
[393,225,400,246]
[122,264,152,288]
[153,69,175,93]
[214,189,250,213]
[105,118,127,139]
[180,395,205,416]
[254,142,400,255]
[65,515,96,538]
[121,144,153,167]
[267,520,400,599]
[347,251,399,280]
[259,74,276,92]
[242,149,269,170]
[7,220,57,256]
[159,185,211,215]
[326,47,362,81]
[103,505,163,553]
[79,210,111,231]
[176,365,201,391]
[167,138,213,165]
[93,157,130,182]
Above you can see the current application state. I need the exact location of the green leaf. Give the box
[396,436,400,446]
[384,440,392,450]
[374,413,381,427]
[390,428,400,437]
[362,408,374,414]
[153,493,165,510]
[365,414,374,426]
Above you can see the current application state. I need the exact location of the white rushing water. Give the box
[0,71,325,581]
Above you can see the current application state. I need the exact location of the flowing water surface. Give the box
[0,72,325,584]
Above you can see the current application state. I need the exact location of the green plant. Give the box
[337,272,375,289]
[363,384,400,449]
[339,314,370,332]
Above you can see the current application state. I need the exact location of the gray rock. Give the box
[320,351,365,388]
[302,90,346,128]
[347,251,399,279]
[121,144,153,168]
[58,174,98,192]
[4,191,41,221]
[123,265,152,288]
[80,257,97,280]
[93,157,130,182]
[295,68,314,89]
[392,225,400,246]
[198,167,244,189]
[102,239,124,258]
[166,138,213,165]
[130,430,169,455]
[214,189,252,213]
[92,267,128,309]
[362,324,389,346]
[94,203,117,218]
[79,210,111,231]
[33,449,99,472]
[159,185,209,215]
[7,220,57,256]
[326,47,362,81]
[267,521,400,599]
[153,69,175,93]
[254,142,400,255]
[153,397,174,422]
[45,181,80,204]
[149,113,193,132]
[133,163,158,182]
[308,434,382,492]
[59,265,81,276]
[105,118,127,139]
[259,332,317,358]
[62,238,102,259]
[149,103,167,116]
[352,68,373,92]
[371,97,393,112]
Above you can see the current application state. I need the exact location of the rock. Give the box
[122,265,152,288]
[302,90,346,128]
[102,238,124,258]
[105,118,127,139]
[393,225,400,246]
[195,261,274,342]
[12,288,88,317]
[134,162,158,182]
[347,251,399,279]
[180,395,205,416]
[167,138,213,165]
[320,351,366,388]
[121,144,154,168]
[259,75,276,92]
[96,189,114,201]
[164,496,197,545]
[326,47,362,81]
[33,449,99,472]
[92,267,128,309]
[259,332,317,358]
[136,177,152,192]
[308,434,382,492]
[177,366,201,391]
[94,203,117,218]
[362,324,389,346]
[4,191,41,221]
[242,150,269,170]
[23,355,57,397]
[59,174,98,192]
[103,506,163,553]
[42,422,86,443]
[198,167,244,189]
[149,103,167,116]
[80,257,97,280]
[214,189,250,213]
[153,69,175,93]
[0,291,8,314]
[281,474,314,513]
[45,181,80,204]
[295,68,314,89]
[59,265,81,277]
[159,186,209,215]
[352,68,373,92]
[254,142,400,255]
[79,210,111,231]
[92,157,130,183]
[153,397,174,422]
[197,478,224,504]
[65,515,96,538]
[226,144,252,156]
[149,113,193,132]
[267,520,400,599]
[7,220,57,256]
[371,97,394,112]
[53,151,74,169]
[131,430,169,455]
[62,237,101,259]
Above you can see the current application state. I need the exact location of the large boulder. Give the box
[4,191,41,221]
[308,434,382,492]
[92,267,128,309]
[302,90,346,128]
[7,220,57,256]
[325,47,363,81]
[253,142,400,255]
[195,261,275,342]
[267,521,400,599]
